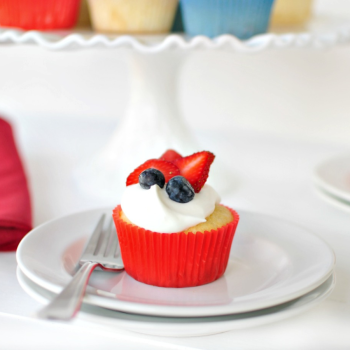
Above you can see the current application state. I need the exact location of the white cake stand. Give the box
[1,15,350,199]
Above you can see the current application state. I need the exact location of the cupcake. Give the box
[88,0,178,34]
[113,149,239,288]
[271,0,313,26]
[0,0,81,30]
[180,0,275,39]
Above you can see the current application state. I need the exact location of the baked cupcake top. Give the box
[121,150,219,233]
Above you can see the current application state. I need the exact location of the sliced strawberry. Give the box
[159,149,182,163]
[173,151,215,193]
[126,159,180,186]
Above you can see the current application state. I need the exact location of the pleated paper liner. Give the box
[113,205,239,288]
[271,0,313,26]
[88,0,178,34]
[0,0,81,30]
[180,0,275,39]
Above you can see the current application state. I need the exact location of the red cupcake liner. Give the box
[113,205,239,288]
[0,0,81,30]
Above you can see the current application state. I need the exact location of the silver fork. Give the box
[36,214,124,320]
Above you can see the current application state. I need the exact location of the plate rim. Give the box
[17,267,336,337]
[16,207,335,318]
[314,185,350,213]
[313,153,350,203]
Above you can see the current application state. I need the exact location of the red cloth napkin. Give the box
[0,118,32,251]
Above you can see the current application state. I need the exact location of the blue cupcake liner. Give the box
[180,0,275,39]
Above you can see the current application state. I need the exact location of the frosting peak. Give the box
[121,184,220,233]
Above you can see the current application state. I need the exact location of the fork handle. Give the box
[36,261,99,320]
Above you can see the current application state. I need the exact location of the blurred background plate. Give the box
[314,154,350,203]
[314,185,350,213]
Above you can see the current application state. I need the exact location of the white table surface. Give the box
[1,115,350,349]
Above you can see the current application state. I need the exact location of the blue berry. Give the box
[166,176,195,203]
[139,168,165,189]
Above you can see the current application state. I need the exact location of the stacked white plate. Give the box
[17,207,335,337]
[313,154,350,213]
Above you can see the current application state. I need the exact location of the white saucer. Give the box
[17,207,335,318]
[314,154,350,203]
[17,268,335,337]
[314,186,350,213]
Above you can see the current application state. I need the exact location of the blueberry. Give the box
[166,176,195,203]
[139,168,165,189]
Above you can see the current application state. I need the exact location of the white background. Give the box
[0,0,350,146]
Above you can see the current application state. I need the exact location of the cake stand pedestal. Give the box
[76,49,198,199]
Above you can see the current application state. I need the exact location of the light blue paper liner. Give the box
[180,0,275,39]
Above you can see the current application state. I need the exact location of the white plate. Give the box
[314,153,350,203]
[17,207,335,318]
[314,186,350,213]
[17,268,335,337]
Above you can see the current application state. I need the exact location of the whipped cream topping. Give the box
[121,184,220,233]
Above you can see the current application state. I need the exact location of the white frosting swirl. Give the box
[121,184,220,233]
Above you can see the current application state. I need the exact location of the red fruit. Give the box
[174,151,215,193]
[159,149,182,163]
[126,159,180,186]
